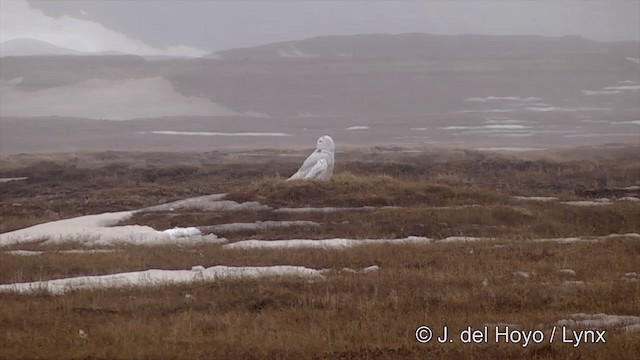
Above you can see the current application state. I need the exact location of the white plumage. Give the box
[304,158,328,180]
[287,135,335,181]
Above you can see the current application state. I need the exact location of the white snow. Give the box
[557,269,577,276]
[604,85,640,91]
[523,106,612,112]
[535,233,640,244]
[142,194,270,212]
[345,126,370,130]
[464,96,542,102]
[161,227,201,238]
[441,125,530,130]
[0,1,207,57]
[436,236,486,243]
[560,199,612,206]
[565,133,637,138]
[224,236,433,250]
[0,210,224,247]
[512,271,530,278]
[476,147,544,152]
[5,250,42,256]
[144,131,288,137]
[581,90,621,95]
[0,177,28,183]
[513,196,559,202]
[557,313,640,332]
[0,194,279,247]
[618,196,640,202]
[361,265,380,273]
[224,236,492,250]
[0,265,324,295]
[613,120,640,125]
[5,249,117,256]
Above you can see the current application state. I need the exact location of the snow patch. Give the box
[581,90,622,95]
[142,194,270,212]
[442,124,530,130]
[560,199,612,206]
[361,265,380,273]
[524,106,612,112]
[0,177,28,183]
[5,250,42,256]
[162,227,201,238]
[604,85,640,91]
[557,313,640,332]
[535,233,640,244]
[224,236,433,250]
[5,249,117,256]
[464,96,542,102]
[0,193,273,246]
[0,265,324,295]
[476,147,544,152]
[611,120,640,125]
[345,126,370,131]
[513,196,559,202]
[557,269,576,276]
[144,131,288,137]
[436,236,486,243]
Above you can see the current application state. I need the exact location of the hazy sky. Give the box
[3,0,639,55]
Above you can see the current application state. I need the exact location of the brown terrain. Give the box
[0,145,639,359]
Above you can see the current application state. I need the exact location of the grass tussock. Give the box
[226,173,505,208]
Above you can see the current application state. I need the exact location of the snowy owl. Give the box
[287,135,335,181]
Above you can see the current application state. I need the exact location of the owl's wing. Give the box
[304,160,328,180]
[287,150,328,180]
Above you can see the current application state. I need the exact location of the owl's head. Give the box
[316,135,335,152]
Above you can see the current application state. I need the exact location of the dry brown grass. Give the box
[1,147,639,359]
[1,240,639,359]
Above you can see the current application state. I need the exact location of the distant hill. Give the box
[0,38,84,57]
[1,33,639,153]
[212,33,639,60]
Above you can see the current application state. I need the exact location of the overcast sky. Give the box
[1,0,638,56]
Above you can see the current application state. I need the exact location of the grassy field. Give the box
[0,145,639,359]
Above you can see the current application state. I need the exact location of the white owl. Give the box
[287,135,335,181]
